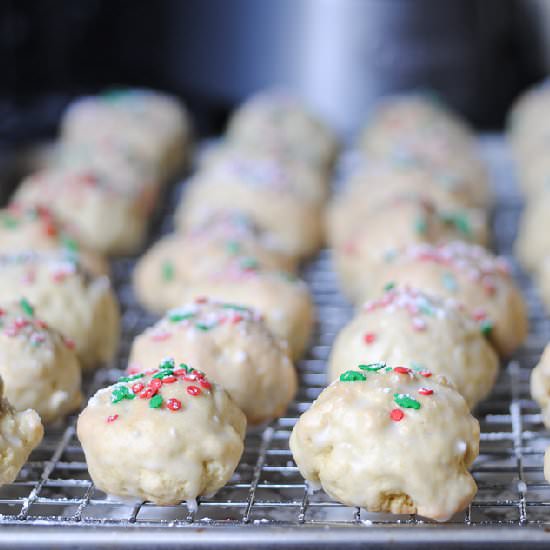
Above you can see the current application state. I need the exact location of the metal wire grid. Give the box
[0,136,548,538]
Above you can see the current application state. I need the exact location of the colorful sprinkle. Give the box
[383,282,395,291]
[107,414,119,423]
[390,408,405,422]
[187,385,202,396]
[358,362,386,372]
[162,260,175,281]
[168,311,195,323]
[339,370,366,382]
[480,320,493,336]
[166,398,182,411]
[393,367,411,375]
[363,332,377,345]
[394,393,421,409]
[19,298,34,317]
[418,388,434,396]
[112,385,135,404]
[149,394,163,409]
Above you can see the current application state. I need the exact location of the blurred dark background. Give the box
[1,0,550,142]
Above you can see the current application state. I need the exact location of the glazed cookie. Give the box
[175,158,324,259]
[530,344,550,429]
[197,145,329,204]
[128,299,297,424]
[290,364,479,521]
[0,375,43,486]
[327,161,482,246]
[226,91,338,170]
[332,197,489,301]
[77,359,246,506]
[359,95,490,208]
[134,214,298,314]
[14,167,149,255]
[367,242,528,357]
[62,88,191,180]
[0,252,120,369]
[177,262,314,360]
[0,299,82,423]
[0,204,108,276]
[328,286,499,408]
[515,192,550,273]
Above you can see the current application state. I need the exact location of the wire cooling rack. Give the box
[0,136,550,548]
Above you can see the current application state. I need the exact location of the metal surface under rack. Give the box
[0,136,549,548]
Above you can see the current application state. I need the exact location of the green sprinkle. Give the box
[480,320,493,336]
[19,298,34,317]
[153,370,172,379]
[339,370,366,382]
[221,303,250,312]
[385,366,393,372]
[441,212,472,238]
[117,373,144,383]
[162,261,175,282]
[149,394,163,409]
[358,362,386,372]
[168,312,195,323]
[442,272,458,292]
[112,385,135,404]
[179,363,191,372]
[394,393,421,410]
[383,282,395,292]
[2,216,18,229]
[195,322,212,331]
[225,240,241,255]
[240,257,259,270]
[159,358,175,370]
[61,235,79,254]
[415,216,428,235]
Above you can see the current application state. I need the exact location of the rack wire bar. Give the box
[1,135,550,547]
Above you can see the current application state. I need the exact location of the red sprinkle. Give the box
[166,398,182,411]
[232,314,243,324]
[149,378,163,390]
[151,332,171,342]
[420,370,432,378]
[418,388,434,396]
[44,221,57,237]
[390,409,405,422]
[162,376,177,384]
[363,332,377,345]
[173,368,187,377]
[140,387,157,399]
[187,385,201,396]
[195,296,208,304]
[393,366,411,375]
[199,379,212,390]
[132,382,144,394]
[472,309,487,322]
[107,414,119,423]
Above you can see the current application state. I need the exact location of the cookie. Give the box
[0,252,120,369]
[290,364,479,521]
[0,375,43,486]
[128,299,297,424]
[77,359,246,506]
[328,286,499,408]
[0,299,82,423]
[367,242,528,357]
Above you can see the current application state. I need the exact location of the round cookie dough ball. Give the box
[358,95,490,208]
[332,197,489,301]
[0,204,108,276]
[134,212,298,314]
[515,192,550,273]
[530,344,550,428]
[0,252,120,369]
[0,375,43,486]
[128,299,297,424]
[327,161,481,246]
[328,286,499,408]
[197,145,329,204]
[290,364,479,522]
[62,88,191,180]
[14,167,149,256]
[178,262,314,360]
[175,158,323,259]
[77,360,246,506]
[0,299,82,423]
[368,242,528,357]
[227,91,338,171]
